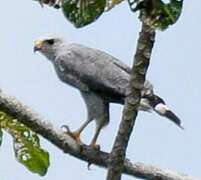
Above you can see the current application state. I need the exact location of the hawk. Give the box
[34,34,182,149]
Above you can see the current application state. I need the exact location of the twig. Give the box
[0,84,199,180]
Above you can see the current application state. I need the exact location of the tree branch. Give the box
[107,23,155,179]
[0,87,199,180]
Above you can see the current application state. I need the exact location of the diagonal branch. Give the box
[0,89,199,180]
[107,23,155,180]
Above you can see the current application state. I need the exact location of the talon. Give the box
[87,162,92,170]
[61,125,70,132]
[62,125,83,146]
[90,144,100,151]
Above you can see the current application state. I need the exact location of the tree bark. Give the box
[0,89,199,180]
[107,23,155,180]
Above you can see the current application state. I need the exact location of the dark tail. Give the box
[145,94,183,129]
[163,110,184,129]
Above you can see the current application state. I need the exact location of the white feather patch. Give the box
[154,103,170,115]
[139,98,152,111]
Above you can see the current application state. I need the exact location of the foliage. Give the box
[35,0,183,29]
[61,0,106,28]
[105,0,124,11]
[128,0,184,30]
[0,111,50,176]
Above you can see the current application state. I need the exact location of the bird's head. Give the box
[34,34,66,60]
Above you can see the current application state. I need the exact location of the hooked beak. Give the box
[34,40,43,53]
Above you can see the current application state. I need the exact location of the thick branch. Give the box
[107,23,155,180]
[0,89,199,180]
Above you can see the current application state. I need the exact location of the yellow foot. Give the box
[62,125,83,146]
[90,143,100,151]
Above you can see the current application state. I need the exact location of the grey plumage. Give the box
[34,34,182,147]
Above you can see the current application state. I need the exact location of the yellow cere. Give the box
[35,40,43,48]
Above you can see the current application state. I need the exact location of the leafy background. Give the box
[0,0,201,180]
[61,0,183,29]
[0,112,49,176]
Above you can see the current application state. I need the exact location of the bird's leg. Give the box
[89,124,104,151]
[65,118,92,146]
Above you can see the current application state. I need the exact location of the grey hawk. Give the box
[34,34,182,149]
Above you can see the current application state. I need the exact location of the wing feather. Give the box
[54,43,153,102]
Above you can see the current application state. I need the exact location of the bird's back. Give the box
[55,43,132,103]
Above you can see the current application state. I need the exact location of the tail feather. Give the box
[164,110,183,129]
[144,94,183,129]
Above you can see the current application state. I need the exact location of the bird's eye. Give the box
[45,39,54,45]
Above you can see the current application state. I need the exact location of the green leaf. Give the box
[128,0,184,30]
[0,128,3,146]
[105,0,124,11]
[0,112,50,176]
[61,0,106,28]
